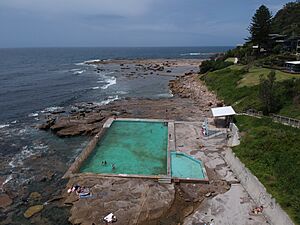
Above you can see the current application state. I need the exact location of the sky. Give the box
[0,0,292,48]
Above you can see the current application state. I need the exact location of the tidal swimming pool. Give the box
[80,120,168,176]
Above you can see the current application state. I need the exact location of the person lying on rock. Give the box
[251,206,263,214]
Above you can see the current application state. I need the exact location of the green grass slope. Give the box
[201,65,300,119]
[234,115,300,224]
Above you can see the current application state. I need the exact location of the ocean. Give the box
[0,47,231,224]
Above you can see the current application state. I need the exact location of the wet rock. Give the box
[111,111,121,116]
[51,110,65,114]
[56,124,98,137]
[66,177,175,225]
[37,118,56,130]
[0,176,5,188]
[157,66,164,71]
[0,194,13,209]
[48,196,64,203]
[23,205,44,218]
[29,192,42,201]
[183,205,194,217]
[46,171,55,181]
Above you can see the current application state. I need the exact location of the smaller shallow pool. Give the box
[171,152,206,180]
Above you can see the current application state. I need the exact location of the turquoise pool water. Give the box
[171,152,206,179]
[80,120,168,176]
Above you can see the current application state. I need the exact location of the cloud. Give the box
[0,0,155,17]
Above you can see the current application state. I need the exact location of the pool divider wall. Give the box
[167,121,175,177]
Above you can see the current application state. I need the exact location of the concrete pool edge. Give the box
[63,127,107,179]
[63,117,209,183]
[63,117,173,179]
[170,151,209,183]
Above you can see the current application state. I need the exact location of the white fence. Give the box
[240,109,300,129]
[271,114,300,128]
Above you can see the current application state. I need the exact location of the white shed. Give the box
[211,106,236,127]
[211,106,236,117]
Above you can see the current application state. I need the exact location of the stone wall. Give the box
[223,148,295,225]
[63,128,106,178]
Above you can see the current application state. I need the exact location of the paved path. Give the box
[174,121,268,225]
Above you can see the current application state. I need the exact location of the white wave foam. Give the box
[100,95,119,105]
[180,52,215,56]
[96,71,115,79]
[75,62,85,66]
[8,143,48,168]
[116,91,128,95]
[101,76,116,89]
[156,93,174,98]
[91,86,100,90]
[103,71,115,75]
[17,128,29,135]
[28,112,38,117]
[0,124,9,129]
[84,59,102,64]
[75,58,111,67]
[9,145,34,167]
[73,69,85,75]
[41,106,64,113]
[33,143,48,150]
[180,52,201,56]
[2,174,13,186]
[11,120,17,124]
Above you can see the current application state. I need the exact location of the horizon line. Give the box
[0,45,235,50]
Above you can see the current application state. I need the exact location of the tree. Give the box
[259,70,277,114]
[272,1,300,36]
[248,5,272,50]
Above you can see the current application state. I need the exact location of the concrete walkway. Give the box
[174,121,269,225]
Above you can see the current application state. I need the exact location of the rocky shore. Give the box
[1,59,267,225]
[28,70,231,225]
[36,73,222,138]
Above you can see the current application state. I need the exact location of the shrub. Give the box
[199,60,233,74]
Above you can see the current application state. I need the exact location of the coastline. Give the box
[1,58,267,225]
[36,59,217,138]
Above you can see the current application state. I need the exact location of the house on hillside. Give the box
[269,34,300,53]
[269,34,287,44]
[285,61,300,73]
[284,36,300,53]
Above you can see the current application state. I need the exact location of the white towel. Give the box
[104,213,114,222]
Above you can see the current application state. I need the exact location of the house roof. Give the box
[286,61,300,65]
[211,106,236,117]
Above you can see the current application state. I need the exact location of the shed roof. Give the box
[286,61,300,65]
[211,106,236,117]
